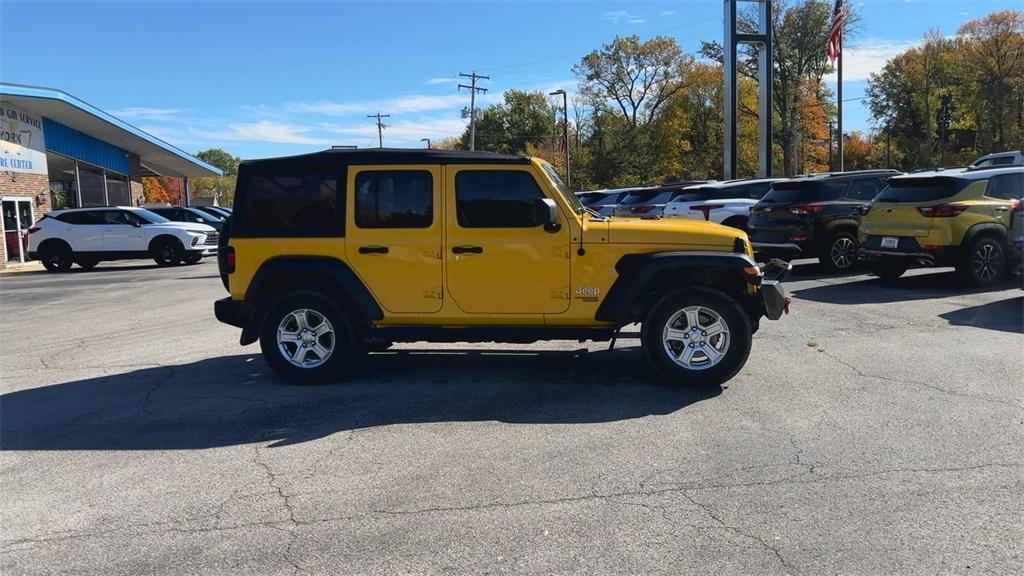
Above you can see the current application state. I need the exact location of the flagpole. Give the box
[837,30,844,172]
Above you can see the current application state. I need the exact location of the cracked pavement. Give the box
[1,259,1022,575]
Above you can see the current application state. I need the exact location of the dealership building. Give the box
[0,82,221,268]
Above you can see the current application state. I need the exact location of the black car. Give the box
[194,206,231,220]
[148,206,225,232]
[748,170,902,272]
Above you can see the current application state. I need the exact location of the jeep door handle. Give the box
[451,246,483,254]
[358,246,389,254]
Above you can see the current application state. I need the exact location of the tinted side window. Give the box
[57,211,102,225]
[747,182,774,199]
[455,171,545,228]
[844,178,884,201]
[236,175,340,237]
[354,171,433,228]
[986,173,1024,200]
[98,210,135,225]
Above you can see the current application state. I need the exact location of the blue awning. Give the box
[0,82,222,178]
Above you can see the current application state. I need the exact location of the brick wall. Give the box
[0,172,51,268]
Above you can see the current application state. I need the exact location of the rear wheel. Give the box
[641,287,752,387]
[820,231,859,273]
[151,238,183,267]
[871,260,908,282]
[958,236,1006,287]
[75,258,99,270]
[259,292,357,384]
[40,243,73,273]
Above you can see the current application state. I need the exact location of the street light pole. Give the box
[549,89,570,188]
[420,138,431,149]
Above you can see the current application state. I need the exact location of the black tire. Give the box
[957,236,1007,287]
[871,260,908,282]
[39,242,73,273]
[641,287,753,388]
[819,230,859,273]
[259,292,357,385]
[151,238,183,267]
[75,258,100,270]
[182,252,203,264]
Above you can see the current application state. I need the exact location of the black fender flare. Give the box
[962,222,1009,248]
[241,256,383,344]
[594,252,760,324]
[823,218,859,237]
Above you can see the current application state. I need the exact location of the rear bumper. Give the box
[752,241,803,256]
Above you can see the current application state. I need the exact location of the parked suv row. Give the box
[748,170,902,272]
[27,206,218,272]
[860,166,1023,286]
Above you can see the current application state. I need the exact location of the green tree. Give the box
[194,148,241,175]
[462,90,558,154]
[191,148,241,205]
[573,35,692,128]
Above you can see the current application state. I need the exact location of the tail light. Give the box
[218,246,236,274]
[859,205,872,216]
[690,204,725,221]
[918,204,968,217]
[788,204,826,215]
[632,205,655,214]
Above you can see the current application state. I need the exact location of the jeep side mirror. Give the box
[532,198,560,231]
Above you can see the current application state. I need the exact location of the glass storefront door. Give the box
[2,198,34,264]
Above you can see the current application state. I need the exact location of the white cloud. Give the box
[111,107,184,120]
[825,39,917,82]
[194,120,332,145]
[320,117,468,143]
[660,10,676,16]
[290,94,470,116]
[604,10,645,24]
[425,77,458,85]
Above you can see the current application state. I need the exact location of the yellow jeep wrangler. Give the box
[214,149,791,387]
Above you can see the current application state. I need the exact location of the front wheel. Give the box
[641,287,753,387]
[151,238,183,267]
[182,252,203,264]
[259,292,357,384]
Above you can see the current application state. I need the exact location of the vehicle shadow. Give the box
[0,348,720,451]
[939,296,1024,333]
[2,260,208,277]
[793,269,1015,305]
[786,260,866,282]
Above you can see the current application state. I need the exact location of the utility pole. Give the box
[420,138,431,149]
[549,89,570,188]
[367,112,389,148]
[458,71,489,151]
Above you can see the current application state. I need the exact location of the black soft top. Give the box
[239,148,531,175]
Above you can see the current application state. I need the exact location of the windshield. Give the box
[187,209,223,223]
[540,161,584,214]
[131,208,171,224]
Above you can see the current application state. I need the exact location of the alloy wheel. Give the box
[972,243,1003,282]
[662,305,731,370]
[277,308,336,368]
[830,237,857,270]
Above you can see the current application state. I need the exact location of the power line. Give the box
[366,111,390,148]
[458,71,489,151]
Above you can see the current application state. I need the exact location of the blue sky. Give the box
[1,0,1006,160]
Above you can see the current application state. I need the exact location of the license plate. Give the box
[880,237,899,249]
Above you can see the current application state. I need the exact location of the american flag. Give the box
[828,0,846,63]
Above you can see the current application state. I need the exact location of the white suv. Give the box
[27,206,218,272]
[663,179,782,230]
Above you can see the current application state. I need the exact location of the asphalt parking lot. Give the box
[1,259,1021,575]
